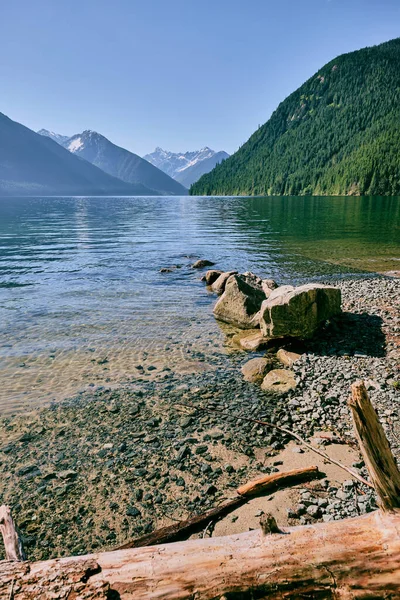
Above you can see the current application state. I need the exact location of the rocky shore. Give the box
[0,275,399,562]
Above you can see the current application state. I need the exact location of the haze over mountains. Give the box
[0,113,153,196]
[192,37,400,197]
[144,147,229,188]
[39,129,187,196]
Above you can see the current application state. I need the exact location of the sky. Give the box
[0,0,399,156]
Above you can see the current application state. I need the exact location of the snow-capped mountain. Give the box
[143,147,230,188]
[38,129,188,196]
[37,129,71,145]
[0,115,151,196]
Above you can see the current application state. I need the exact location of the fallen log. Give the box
[1,510,400,598]
[117,465,319,549]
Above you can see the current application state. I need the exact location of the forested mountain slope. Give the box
[191,38,400,197]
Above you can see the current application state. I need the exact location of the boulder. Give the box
[241,358,273,384]
[211,271,238,295]
[232,330,270,351]
[259,284,341,339]
[213,274,266,329]
[241,272,264,288]
[262,279,278,298]
[276,348,302,367]
[204,270,223,285]
[192,259,215,269]
[261,369,297,394]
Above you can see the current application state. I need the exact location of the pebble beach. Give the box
[0,275,399,561]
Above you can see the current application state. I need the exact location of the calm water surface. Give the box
[0,195,399,413]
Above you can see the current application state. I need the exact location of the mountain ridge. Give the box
[191,37,400,197]
[0,113,154,196]
[144,147,229,188]
[39,130,187,196]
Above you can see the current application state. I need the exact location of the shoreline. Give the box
[0,274,399,561]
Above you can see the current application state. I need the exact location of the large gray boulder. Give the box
[213,274,266,329]
[259,284,341,339]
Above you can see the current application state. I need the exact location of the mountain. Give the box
[0,113,154,196]
[144,147,229,187]
[37,129,71,145]
[191,38,400,197]
[47,131,188,196]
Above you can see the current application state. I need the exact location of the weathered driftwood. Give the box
[117,497,243,550]
[1,511,400,598]
[0,506,26,562]
[237,465,319,497]
[349,380,400,511]
[118,465,319,549]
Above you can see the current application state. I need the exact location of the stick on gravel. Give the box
[176,401,374,489]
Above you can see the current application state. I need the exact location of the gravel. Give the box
[0,275,398,561]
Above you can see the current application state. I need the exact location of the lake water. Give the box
[0,195,399,414]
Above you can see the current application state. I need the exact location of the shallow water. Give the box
[0,195,399,413]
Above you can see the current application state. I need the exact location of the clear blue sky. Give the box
[1,0,399,156]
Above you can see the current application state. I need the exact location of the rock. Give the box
[213,274,266,329]
[241,272,264,288]
[259,284,341,339]
[232,330,270,351]
[261,369,297,394]
[241,357,273,384]
[277,348,302,367]
[176,445,190,462]
[126,506,141,517]
[57,470,78,480]
[211,271,238,295]
[192,259,215,269]
[262,279,278,298]
[17,464,40,477]
[204,270,223,285]
[306,505,321,518]
[160,267,174,273]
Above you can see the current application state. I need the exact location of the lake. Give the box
[0,195,399,413]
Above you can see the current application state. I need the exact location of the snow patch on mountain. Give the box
[144,147,230,186]
[37,129,70,145]
[67,137,84,153]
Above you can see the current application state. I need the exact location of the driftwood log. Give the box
[1,511,400,598]
[0,506,25,562]
[349,380,400,510]
[1,380,400,598]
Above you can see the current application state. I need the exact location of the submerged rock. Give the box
[261,368,297,394]
[241,357,273,384]
[204,269,223,285]
[232,330,270,351]
[213,274,266,329]
[192,259,215,269]
[259,284,341,339]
